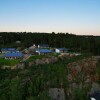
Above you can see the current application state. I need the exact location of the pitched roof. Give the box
[1,48,7,51]
[4,52,23,57]
[57,48,68,51]
[1,48,16,51]
[8,48,16,51]
[38,44,49,47]
[36,49,52,53]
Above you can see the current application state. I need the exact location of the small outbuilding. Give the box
[4,52,23,59]
[16,41,21,44]
[55,48,69,53]
[36,49,52,55]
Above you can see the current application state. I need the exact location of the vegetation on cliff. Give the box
[0,54,97,100]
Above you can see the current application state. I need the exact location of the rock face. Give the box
[28,53,77,66]
[29,56,58,66]
[16,63,25,69]
[66,56,100,99]
[1,53,77,69]
[48,88,66,100]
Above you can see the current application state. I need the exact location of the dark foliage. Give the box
[0,32,100,55]
[0,55,89,100]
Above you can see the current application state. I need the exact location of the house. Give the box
[1,48,16,53]
[89,92,100,100]
[55,48,69,53]
[36,49,52,55]
[4,52,23,59]
[16,41,21,44]
[37,44,49,48]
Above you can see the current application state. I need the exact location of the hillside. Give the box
[0,54,100,99]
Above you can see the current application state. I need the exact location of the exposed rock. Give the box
[48,88,66,100]
[70,83,78,90]
[67,74,73,82]
[67,56,100,99]
[16,63,25,69]
[75,65,82,73]
[1,65,17,69]
[85,78,91,84]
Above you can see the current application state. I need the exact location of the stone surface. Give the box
[48,88,66,100]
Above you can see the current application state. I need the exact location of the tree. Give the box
[9,76,24,100]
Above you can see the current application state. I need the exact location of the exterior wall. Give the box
[2,51,16,54]
[2,51,7,54]
[55,49,67,53]
[5,57,17,59]
[60,50,67,53]
[38,45,49,48]
[36,52,52,55]
[40,52,52,55]
[5,57,21,59]
[55,49,60,53]
[38,45,40,48]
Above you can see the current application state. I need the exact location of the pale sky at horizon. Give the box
[0,0,100,35]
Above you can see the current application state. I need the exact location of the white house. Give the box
[55,48,68,53]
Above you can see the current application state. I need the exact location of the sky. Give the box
[0,0,100,35]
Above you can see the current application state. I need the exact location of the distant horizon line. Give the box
[0,31,99,36]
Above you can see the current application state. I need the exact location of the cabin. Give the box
[55,48,68,53]
[36,49,52,55]
[1,48,16,53]
[37,44,49,48]
[4,52,23,59]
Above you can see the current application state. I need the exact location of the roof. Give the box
[1,48,7,51]
[4,52,23,57]
[57,48,68,51]
[36,49,52,53]
[1,48,16,51]
[8,48,16,51]
[38,44,49,47]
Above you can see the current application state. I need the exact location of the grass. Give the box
[27,55,47,62]
[27,53,60,62]
[0,58,20,66]
[26,52,89,63]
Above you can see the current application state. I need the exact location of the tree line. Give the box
[0,32,100,55]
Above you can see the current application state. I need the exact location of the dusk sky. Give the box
[0,0,100,35]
